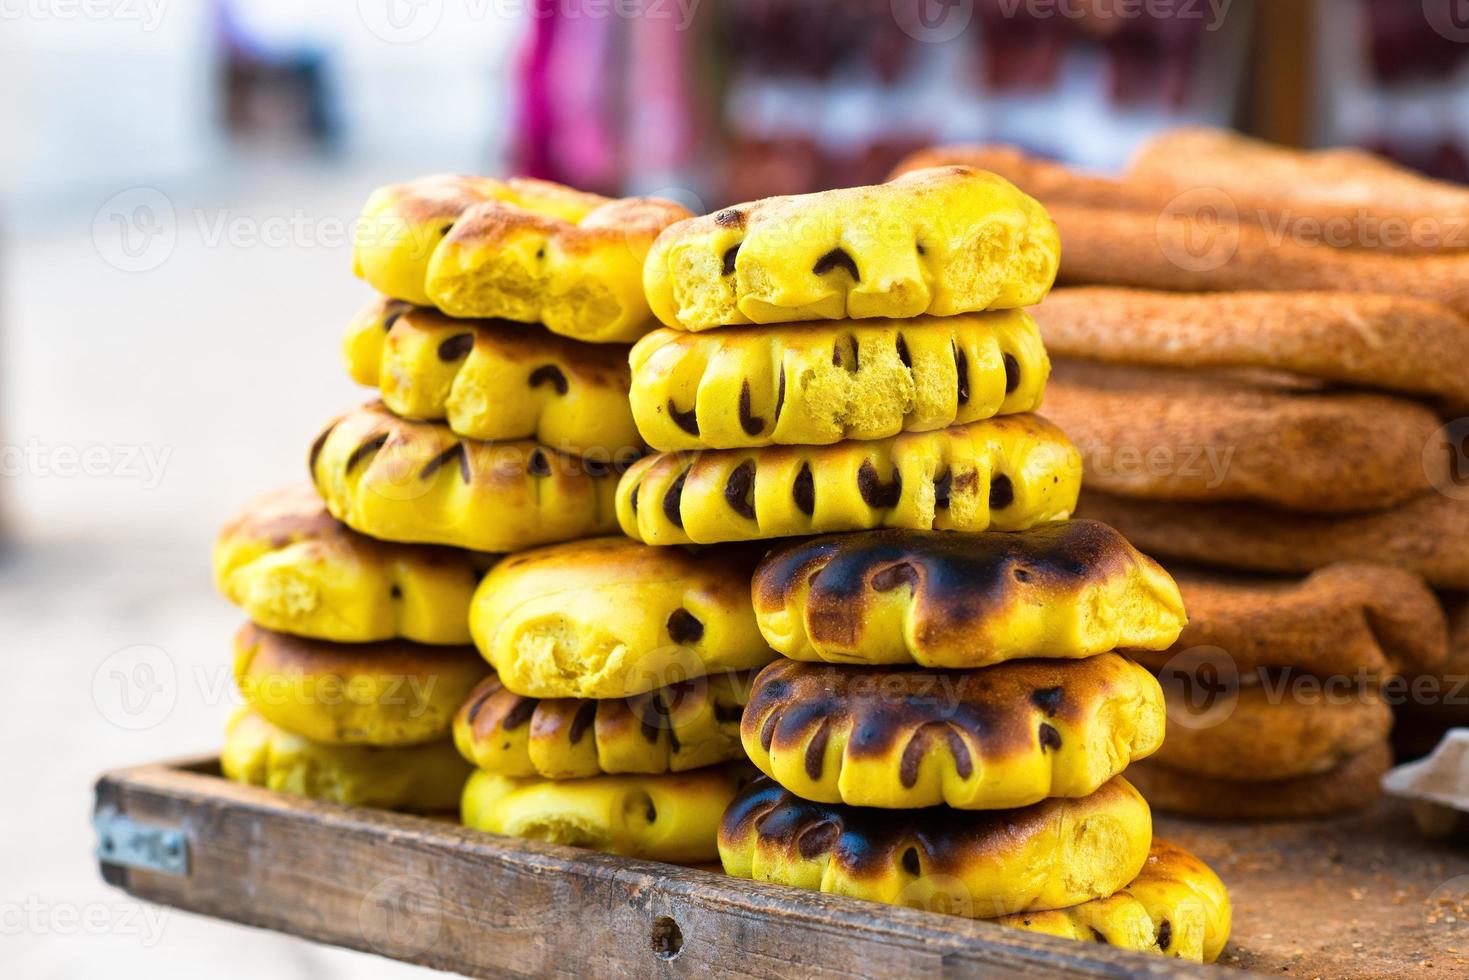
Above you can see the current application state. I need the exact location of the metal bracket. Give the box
[94,807,189,876]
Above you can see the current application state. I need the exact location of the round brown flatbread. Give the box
[1034,287,1469,411]
[1128,562,1448,681]
[1078,489,1469,590]
[1128,742,1391,820]
[1043,358,1443,513]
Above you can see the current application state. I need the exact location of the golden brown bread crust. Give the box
[1130,562,1448,680]
[1034,287,1469,411]
[1078,490,1469,590]
[719,775,1152,916]
[233,623,489,746]
[1043,358,1444,513]
[453,670,751,777]
[1126,127,1469,254]
[894,137,1469,255]
[1151,679,1391,781]
[309,401,620,551]
[1128,742,1390,820]
[753,521,1186,668]
[1046,203,1469,317]
[741,655,1163,809]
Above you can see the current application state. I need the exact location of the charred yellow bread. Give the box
[1128,742,1390,820]
[213,484,492,645]
[627,310,1048,451]
[309,402,619,552]
[993,840,1230,963]
[753,522,1185,667]
[453,671,751,778]
[719,776,1152,917]
[617,414,1081,545]
[742,655,1163,809]
[461,764,748,862]
[221,708,470,811]
[353,174,691,342]
[469,537,776,699]
[233,623,488,746]
[644,167,1060,331]
[343,297,641,456]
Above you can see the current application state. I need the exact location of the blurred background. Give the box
[4,0,1468,976]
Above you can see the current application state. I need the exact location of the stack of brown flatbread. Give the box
[892,132,1469,819]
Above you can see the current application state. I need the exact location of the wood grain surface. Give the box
[98,757,1469,979]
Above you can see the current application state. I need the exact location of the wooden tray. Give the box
[93,757,1468,978]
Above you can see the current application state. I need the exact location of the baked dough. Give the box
[221,708,470,811]
[617,414,1081,545]
[453,670,750,777]
[1150,678,1391,782]
[742,654,1163,809]
[353,174,690,342]
[993,840,1230,963]
[1131,562,1447,681]
[213,484,492,645]
[461,764,748,863]
[233,623,487,746]
[719,776,1152,917]
[644,166,1059,331]
[1078,489,1469,590]
[1043,358,1443,513]
[1034,287,1469,411]
[343,296,641,456]
[1128,742,1391,819]
[470,537,775,698]
[753,522,1185,667]
[627,310,1048,450]
[309,402,619,552]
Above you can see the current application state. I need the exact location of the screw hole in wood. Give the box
[650,915,683,960]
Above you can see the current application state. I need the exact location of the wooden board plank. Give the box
[94,758,1226,980]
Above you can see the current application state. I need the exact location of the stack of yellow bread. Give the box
[627,169,1229,961]
[211,176,697,815]
[894,131,1469,817]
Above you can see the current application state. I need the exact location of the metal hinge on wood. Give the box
[94,807,189,876]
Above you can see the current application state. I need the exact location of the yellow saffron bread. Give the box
[213,484,493,645]
[627,310,1048,451]
[343,296,641,457]
[309,401,619,552]
[232,623,488,747]
[469,537,776,699]
[453,670,751,778]
[752,522,1186,667]
[461,764,750,863]
[221,708,470,812]
[718,776,1152,917]
[742,654,1164,809]
[643,166,1060,331]
[993,840,1230,963]
[616,414,1081,546]
[353,174,691,342]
